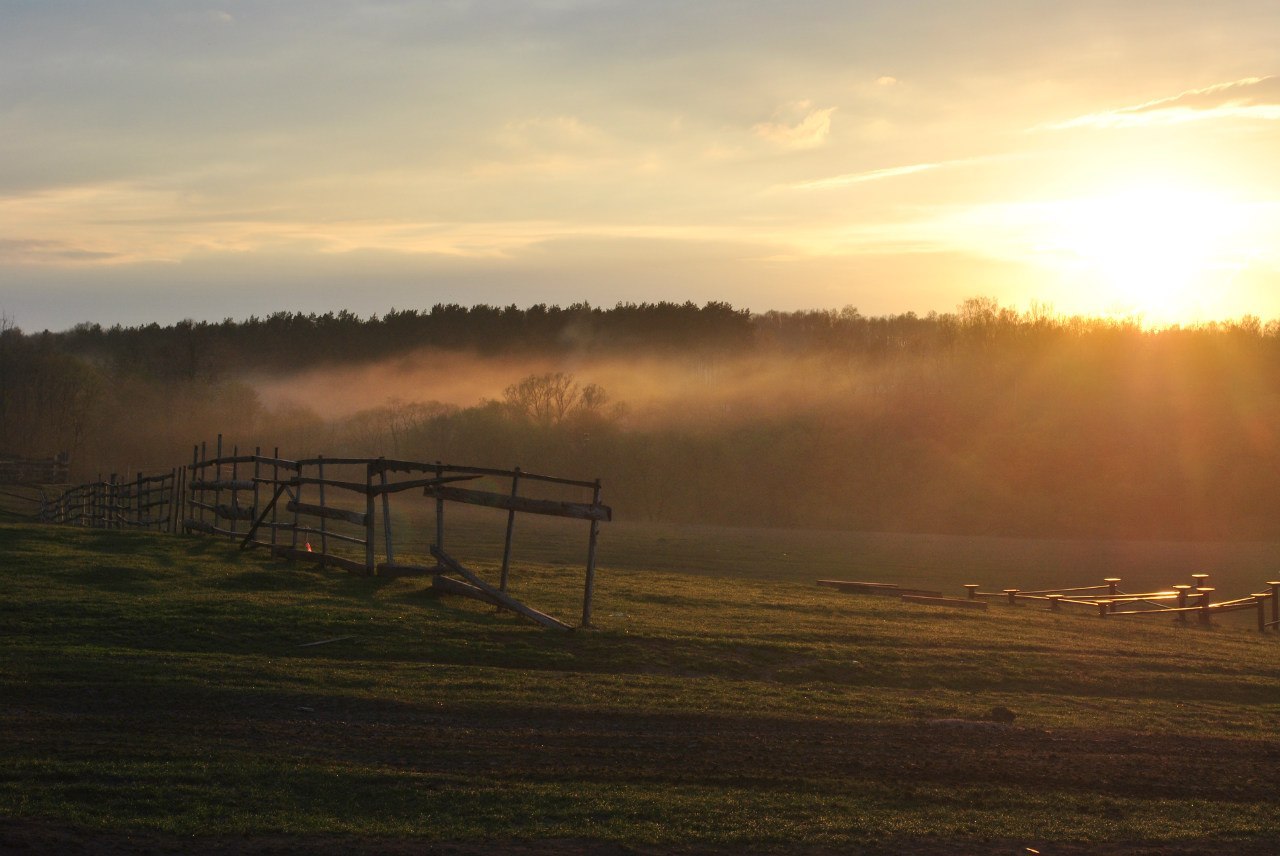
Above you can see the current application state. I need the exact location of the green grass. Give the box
[2,520,1280,853]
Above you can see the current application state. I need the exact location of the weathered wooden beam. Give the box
[423,486,612,522]
[214,503,256,521]
[1013,584,1112,595]
[1211,600,1261,614]
[377,562,443,578]
[370,474,479,496]
[289,476,373,494]
[285,525,367,546]
[368,458,439,475]
[431,573,505,606]
[901,595,989,610]
[240,483,287,550]
[430,546,571,630]
[197,454,261,466]
[189,479,256,492]
[184,518,236,538]
[132,472,175,486]
[286,500,368,526]
[817,580,943,598]
[817,579,898,590]
[370,458,598,488]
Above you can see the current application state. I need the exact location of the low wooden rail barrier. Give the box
[963,574,1279,633]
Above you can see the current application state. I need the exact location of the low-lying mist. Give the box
[249,345,901,433]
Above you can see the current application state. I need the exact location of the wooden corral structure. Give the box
[42,436,611,630]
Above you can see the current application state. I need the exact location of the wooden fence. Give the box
[41,436,611,629]
[962,576,1280,633]
[42,470,182,532]
[0,484,49,522]
[0,452,69,484]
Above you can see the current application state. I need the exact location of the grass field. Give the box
[3,518,1280,854]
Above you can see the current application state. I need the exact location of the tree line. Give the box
[6,300,1280,540]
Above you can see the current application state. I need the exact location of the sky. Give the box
[4,0,1280,332]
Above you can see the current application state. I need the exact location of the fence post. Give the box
[317,455,328,566]
[379,461,394,566]
[963,584,980,600]
[500,467,520,592]
[109,473,118,529]
[1198,588,1215,625]
[251,447,261,546]
[1004,588,1019,606]
[1269,581,1280,629]
[1257,594,1269,633]
[289,458,301,556]
[214,435,223,538]
[197,441,207,532]
[581,479,602,628]
[1105,578,1121,613]
[1173,585,1191,624]
[180,460,189,534]
[434,461,445,559]
[365,462,375,574]
[270,448,280,552]
[230,444,239,541]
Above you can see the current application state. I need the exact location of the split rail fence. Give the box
[37,436,612,630]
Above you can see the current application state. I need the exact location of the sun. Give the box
[1036,182,1252,324]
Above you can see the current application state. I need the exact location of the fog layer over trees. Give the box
[5,299,1279,539]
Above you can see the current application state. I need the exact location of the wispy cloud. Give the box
[0,239,120,264]
[789,162,941,191]
[1046,76,1280,129]
[786,153,1008,192]
[753,102,836,149]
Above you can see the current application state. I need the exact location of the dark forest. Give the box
[5,299,1280,540]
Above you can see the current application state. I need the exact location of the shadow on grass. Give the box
[61,564,169,594]
[212,568,325,593]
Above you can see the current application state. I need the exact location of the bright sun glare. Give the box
[1041,183,1251,324]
